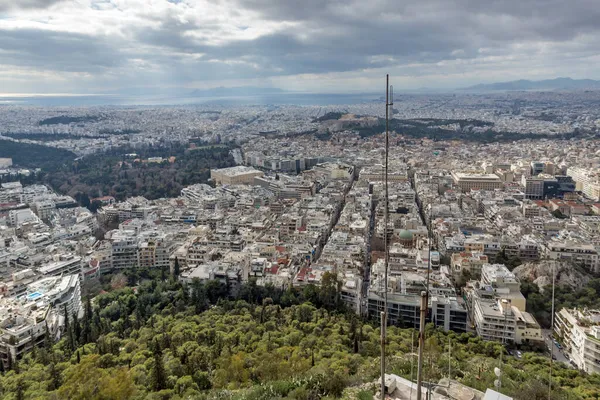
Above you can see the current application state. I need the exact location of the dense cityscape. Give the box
[0,88,599,399]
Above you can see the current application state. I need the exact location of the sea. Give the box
[0,92,381,107]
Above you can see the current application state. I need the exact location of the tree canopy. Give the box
[2,274,598,400]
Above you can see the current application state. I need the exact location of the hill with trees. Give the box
[313,116,590,142]
[40,143,236,201]
[38,115,101,125]
[522,276,600,328]
[1,272,598,400]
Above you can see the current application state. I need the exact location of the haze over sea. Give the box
[0,93,380,107]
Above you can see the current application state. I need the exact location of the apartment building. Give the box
[545,241,600,273]
[367,291,468,333]
[567,167,600,201]
[111,233,139,270]
[0,274,81,367]
[38,255,82,279]
[521,176,546,200]
[469,290,542,345]
[31,200,55,220]
[555,308,600,374]
[451,252,489,279]
[142,232,177,268]
[466,264,542,345]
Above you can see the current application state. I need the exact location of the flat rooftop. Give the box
[453,172,501,181]
[212,166,262,176]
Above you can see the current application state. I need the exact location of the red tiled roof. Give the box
[296,267,311,281]
[265,265,279,275]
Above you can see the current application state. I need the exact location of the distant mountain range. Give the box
[189,86,288,97]
[461,77,600,91]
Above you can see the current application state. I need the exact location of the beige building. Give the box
[451,251,489,279]
[451,172,502,192]
[466,264,543,345]
[211,166,264,185]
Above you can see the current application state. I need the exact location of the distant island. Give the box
[461,77,600,92]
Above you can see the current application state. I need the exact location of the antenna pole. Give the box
[410,330,415,400]
[381,73,391,400]
[549,262,556,400]
[448,336,451,379]
[416,290,427,400]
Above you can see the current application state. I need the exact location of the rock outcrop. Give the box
[513,261,591,293]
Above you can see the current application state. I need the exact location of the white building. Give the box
[0,274,81,367]
[555,308,600,374]
[8,209,38,227]
[211,166,264,185]
[567,167,600,201]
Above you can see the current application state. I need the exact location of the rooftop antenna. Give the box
[380,74,393,400]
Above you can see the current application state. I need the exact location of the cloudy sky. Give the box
[1,0,599,94]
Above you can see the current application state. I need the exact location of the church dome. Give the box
[398,230,414,240]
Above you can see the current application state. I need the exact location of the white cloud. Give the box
[0,0,599,93]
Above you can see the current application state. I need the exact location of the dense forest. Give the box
[39,115,101,125]
[44,143,236,201]
[347,118,591,142]
[0,140,235,201]
[0,140,77,171]
[2,271,598,400]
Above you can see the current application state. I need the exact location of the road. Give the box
[542,329,571,367]
[360,195,376,314]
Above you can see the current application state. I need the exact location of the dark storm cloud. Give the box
[231,0,600,45]
[0,28,123,72]
[3,0,600,90]
[133,2,472,77]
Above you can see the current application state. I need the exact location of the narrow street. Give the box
[542,329,571,367]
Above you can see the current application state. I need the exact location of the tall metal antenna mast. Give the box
[380,74,393,400]
[549,261,556,400]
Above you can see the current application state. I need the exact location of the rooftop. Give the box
[212,166,262,176]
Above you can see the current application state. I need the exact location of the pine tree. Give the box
[150,339,167,391]
[72,311,81,346]
[81,296,92,344]
[16,378,24,400]
[48,359,61,391]
[63,304,74,352]
[173,257,180,277]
